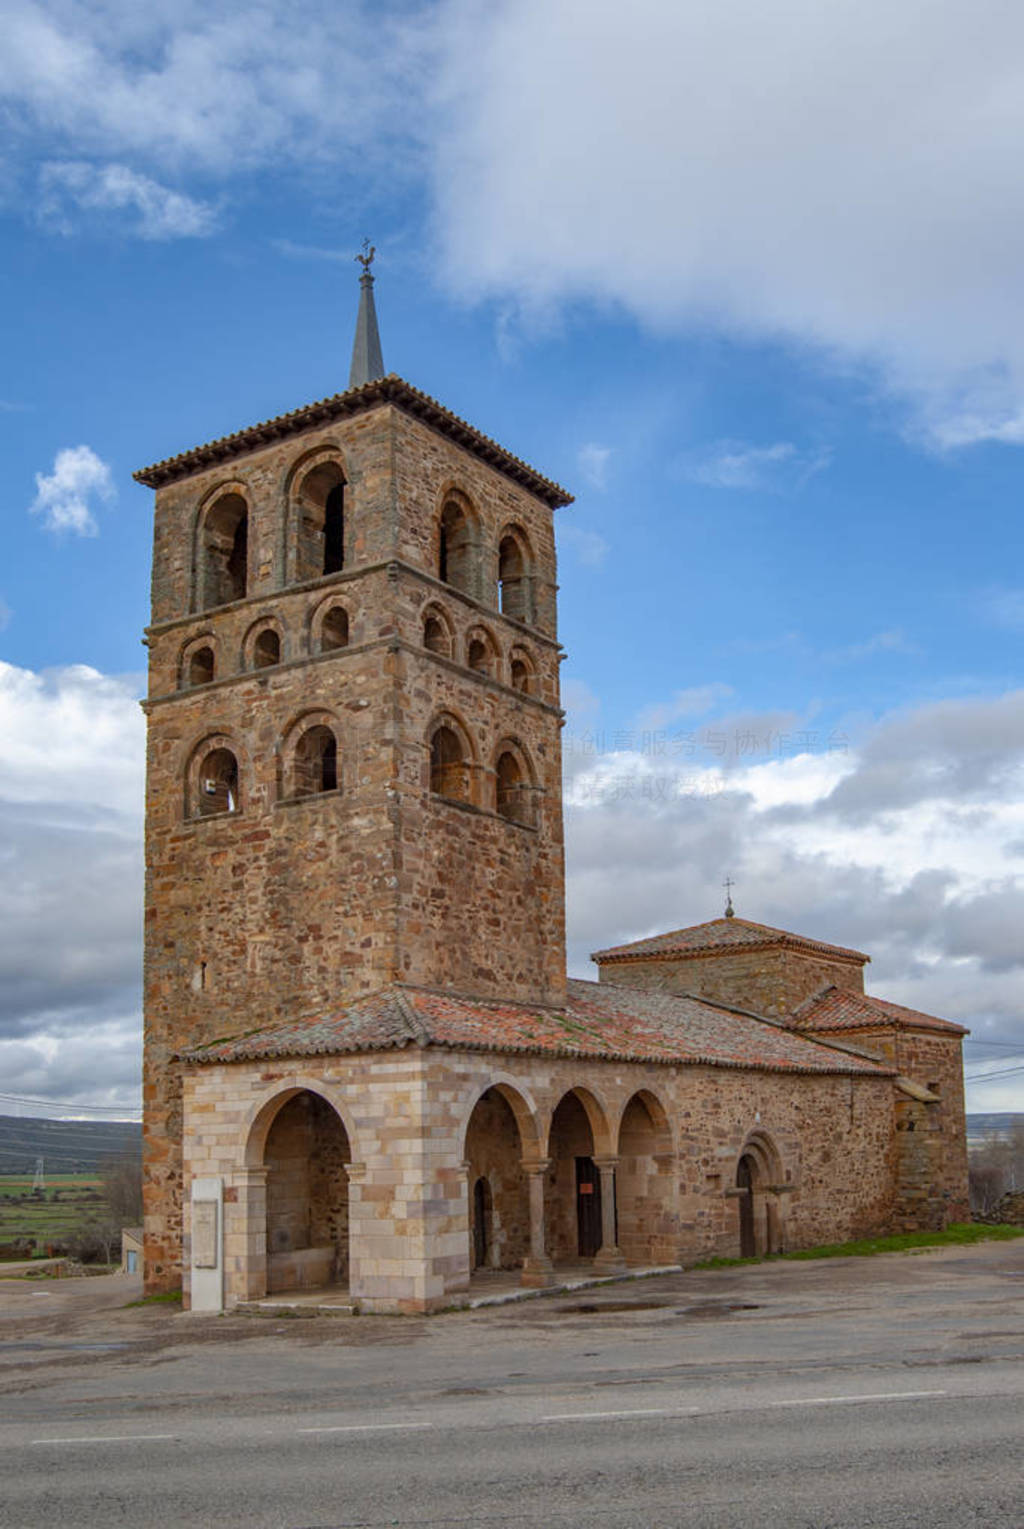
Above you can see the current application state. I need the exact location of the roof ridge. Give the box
[133,374,573,506]
[392,986,433,1047]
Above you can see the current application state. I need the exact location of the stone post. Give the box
[592,1155,627,1273]
[520,1158,556,1287]
[236,1168,268,1302]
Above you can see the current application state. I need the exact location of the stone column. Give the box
[520,1158,556,1288]
[235,1168,268,1302]
[592,1155,627,1273]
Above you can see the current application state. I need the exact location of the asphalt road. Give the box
[2,1240,1022,1527]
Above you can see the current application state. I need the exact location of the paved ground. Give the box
[1,1241,1023,1527]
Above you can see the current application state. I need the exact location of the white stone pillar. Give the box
[520,1158,556,1287]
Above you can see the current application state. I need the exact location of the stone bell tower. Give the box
[135,258,573,1287]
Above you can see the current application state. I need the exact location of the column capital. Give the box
[521,1157,552,1176]
[592,1155,620,1171]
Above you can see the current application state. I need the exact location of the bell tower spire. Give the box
[348,239,385,389]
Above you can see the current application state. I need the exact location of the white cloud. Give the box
[680,440,831,491]
[29,444,115,536]
[0,663,144,1111]
[563,684,1024,1107]
[577,442,611,490]
[39,160,218,239]
[634,683,735,732]
[430,0,1024,448]
[0,0,429,175]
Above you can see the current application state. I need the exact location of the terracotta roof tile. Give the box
[133,374,573,507]
[792,986,968,1037]
[593,916,869,965]
[182,978,892,1076]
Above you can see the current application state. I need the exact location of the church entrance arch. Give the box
[734,1130,784,1259]
[463,1086,532,1274]
[254,1089,352,1293]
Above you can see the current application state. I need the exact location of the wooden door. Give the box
[473,1176,490,1269]
[576,1156,602,1257]
[737,1155,756,1257]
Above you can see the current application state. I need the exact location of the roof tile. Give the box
[792,986,968,1037]
[593,916,869,965]
[182,978,892,1076]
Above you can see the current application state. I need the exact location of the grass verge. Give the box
[693,1222,1024,1270]
[124,1289,183,1307]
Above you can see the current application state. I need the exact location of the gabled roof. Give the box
[792,986,968,1038]
[592,916,869,966]
[133,374,573,507]
[182,978,892,1077]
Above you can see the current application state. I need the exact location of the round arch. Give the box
[284,445,349,585]
[192,480,251,612]
[241,614,284,672]
[183,729,247,819]
[278,708,341,799]
[242,1079,361,1170]
[544,1084,615,1159]
[456,1076,544,1162]
[614,1087,674,1157]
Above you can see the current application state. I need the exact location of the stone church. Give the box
[135,263,969,1313]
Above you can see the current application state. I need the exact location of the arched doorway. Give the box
[616,1091,675,1265]
[263,1091,351,1292]
[736,1154,756,1257]
[734,1131,784,1258]
[464,1088,530,1274]
[547,1089,610,1263]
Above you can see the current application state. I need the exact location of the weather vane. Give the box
[356,237,376,274]
[723,876,735,918]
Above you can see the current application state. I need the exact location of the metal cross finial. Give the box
[723,877,735,919]
[356,238,376,275]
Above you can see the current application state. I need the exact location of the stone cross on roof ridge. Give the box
[349,238,385,390]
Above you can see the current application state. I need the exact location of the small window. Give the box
[253,629,280,669]
[320,606,349,652]
[468,637,492,676]
[293,725,338,797]
[495,750,530,824]
[510,656,531,694]
[188,647,215,687]
[424,614,449,656]
[196,748,239,817]
[430,725,469,802]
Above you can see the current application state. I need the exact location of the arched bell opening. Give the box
[263,1090,351,1293]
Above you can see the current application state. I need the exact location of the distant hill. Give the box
[967,1113,1024,1146]
[0,1115,141,1174]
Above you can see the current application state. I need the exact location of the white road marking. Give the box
[298,1422,432,1435]
[32,1434,178,1446]
[768,1390,948,1408]
[542,1408,697,1422]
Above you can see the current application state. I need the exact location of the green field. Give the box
[0,1173,113,1255]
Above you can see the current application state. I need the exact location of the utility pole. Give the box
[32,1156,44,1192]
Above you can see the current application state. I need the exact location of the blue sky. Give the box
[2,0,1024,1118]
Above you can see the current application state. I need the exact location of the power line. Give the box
[0,1091,140,1118]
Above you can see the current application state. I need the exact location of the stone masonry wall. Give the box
[143,398,568,1291]
[801,1022,969,1227]
[181,1046,898,1313]
[597,946,866,1016]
